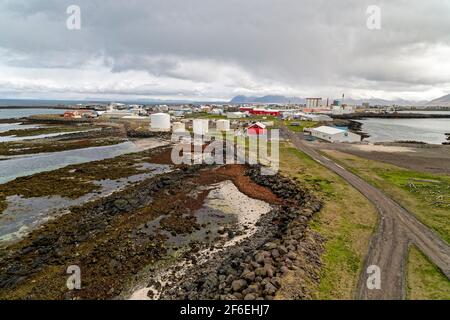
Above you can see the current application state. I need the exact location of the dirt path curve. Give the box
[281,127,450,299]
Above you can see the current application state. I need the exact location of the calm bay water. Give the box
[360,117,450,144]
[0,142,140,184]
[0,108,66,119]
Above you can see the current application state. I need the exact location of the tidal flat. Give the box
[0,119,324,301]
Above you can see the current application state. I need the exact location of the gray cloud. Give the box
[0,0,449,100]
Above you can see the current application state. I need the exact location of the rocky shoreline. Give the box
[151,166,323,300]
[0,143,323,300]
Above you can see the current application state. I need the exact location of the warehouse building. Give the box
[308,126,361,143]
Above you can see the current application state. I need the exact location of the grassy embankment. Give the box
[279,143,377,299]
[320,149,450,299]
[282,120,319,132]
[407,246,450,299]
[321,150,450,244]
[199,133,376,299]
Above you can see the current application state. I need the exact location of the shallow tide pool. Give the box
[0,139,169,184]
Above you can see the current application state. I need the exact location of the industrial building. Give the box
[150,113,171,131]
[306,98,322,108]
[307,126,361,143]
[332,105,356,115]
[238,107,280,116]
[300,114,333,122]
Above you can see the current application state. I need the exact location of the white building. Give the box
[306,98,323,108]
[332,105,355,115]
[301,114,333,122]
[308,126,361,143]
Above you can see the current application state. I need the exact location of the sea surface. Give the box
[0,108,66,119]
[360,117,450,144]
[0,142,147,184]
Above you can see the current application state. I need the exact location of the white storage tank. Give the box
[193,119,209,135]
[150,113,171,131]
[216,119,230,132]
[172,122,185,132]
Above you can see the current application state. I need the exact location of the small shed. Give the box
[247,122,267,135]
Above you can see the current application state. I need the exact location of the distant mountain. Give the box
[427,94,450,107]
[344,98,427,106]
[229,95,426,106]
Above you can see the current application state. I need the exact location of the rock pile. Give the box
[156,166,323,300]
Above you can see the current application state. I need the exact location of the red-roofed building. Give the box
[239,107,280,116]
[239,106,254,112]
[247,122,267,135]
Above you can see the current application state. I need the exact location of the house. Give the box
[247,122,267,135]
[64,110,97,119]
[308,126,361,143]
[64,111,82,119]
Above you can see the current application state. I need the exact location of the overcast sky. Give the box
[0,0,449,101]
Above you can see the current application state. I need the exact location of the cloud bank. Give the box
[0,0,449,101]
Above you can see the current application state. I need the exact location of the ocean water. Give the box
[0,142,140,184]
[0,139,169,184]
[0,108,66,119]
[0,130,95,143]
[0,123,42,133]
[360,118,450,144]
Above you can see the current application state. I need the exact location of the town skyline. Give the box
[1,1,450,102]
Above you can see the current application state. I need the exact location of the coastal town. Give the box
[41,96,450,146]
[0,96,449,301]
[0,0,449,309]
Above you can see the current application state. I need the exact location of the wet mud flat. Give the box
[0,146,323,300]
[0,140,170,228]
[0,125,125,157]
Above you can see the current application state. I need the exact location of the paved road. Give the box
[282,127,450,299]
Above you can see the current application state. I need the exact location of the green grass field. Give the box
[283,120,319,132]
[279,144,377,299]
[322,150,450,244]
[407,246,450,300]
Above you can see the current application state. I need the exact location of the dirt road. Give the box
[282,127,450,299]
